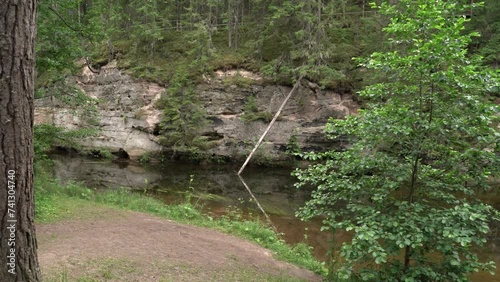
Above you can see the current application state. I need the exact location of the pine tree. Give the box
[0,0,42,280]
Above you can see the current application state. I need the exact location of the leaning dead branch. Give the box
[238,75,303,175]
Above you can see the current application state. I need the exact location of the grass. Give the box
[35,161,327,277]
[43,258,139,282]
[241,95,273,123]
[222,74,259,88]
[44,257,311,282]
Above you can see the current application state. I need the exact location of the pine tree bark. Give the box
[0,0,41,281]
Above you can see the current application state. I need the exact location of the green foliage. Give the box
[209,51,259,73]
[243,95,258,113]
[261,0,385,90]
[467,0,500,68]
[83,148,114,159]
[35,0,389,91]
[36,0,498,95]
[185,22,216,73]
[157,70,209,153]
[34,162,98,223]
[139,152,152,164]
[34,124,97,161]
[36,0,105,86]
[36,2,82,81]
[294,0,500,280]
[241,96,273,122]
[222,74,257,88]
[36,80,100,125]
[285,133,301,156]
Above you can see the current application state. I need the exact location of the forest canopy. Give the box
[36,0,500,94]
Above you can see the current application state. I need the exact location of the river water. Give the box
[50,154,500,281]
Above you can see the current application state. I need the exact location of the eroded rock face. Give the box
[198,73,358,161]
[35,61,163,158]
[35,62,358,161]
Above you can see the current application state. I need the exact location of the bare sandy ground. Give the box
[37,208,321,281]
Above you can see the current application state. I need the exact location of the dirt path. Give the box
[37,208,321,281]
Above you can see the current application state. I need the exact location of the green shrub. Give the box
[241,96,272,122]
[34,124,98,161]
[222,74,257,88]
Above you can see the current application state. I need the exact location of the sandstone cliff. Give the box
[35,61,358,162]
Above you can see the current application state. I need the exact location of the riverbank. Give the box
[35,163,326,281]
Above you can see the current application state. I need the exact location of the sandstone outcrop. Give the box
[35,61,358,161]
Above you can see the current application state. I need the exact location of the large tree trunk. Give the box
[0,0,41,281]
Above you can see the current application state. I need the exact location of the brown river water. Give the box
[50,154,500,281]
